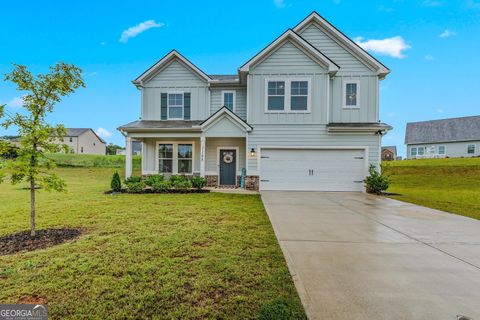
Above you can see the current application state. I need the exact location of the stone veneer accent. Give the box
[244,175,259,191]
[205,175,218,187]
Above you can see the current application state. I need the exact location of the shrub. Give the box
[110,171,122,192]
[126,181,144,193]
[191,176,206,190]
[144,174,164,186]
[259,299,292,320]
[125,176,142,184]
[364,164,389,194]
[151,180,172,192]
[170,175,186,184]
[172,179,192,191]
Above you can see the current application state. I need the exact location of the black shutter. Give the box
[161,93,167,120]
[184,92,191,120]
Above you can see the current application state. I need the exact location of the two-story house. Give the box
[118,12,392,191]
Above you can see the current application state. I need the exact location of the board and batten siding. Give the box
[247,124,380,175]
[210,88,247,120]
[407,141,480,159]
[205,138,246,175]
[141,60,209,121]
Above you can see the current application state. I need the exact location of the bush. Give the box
[364,164,389,194]
[151,180,172,192]
[172,179,192,191]
[170,175,186,184]
[126,181,144,193]
[191,176,206,190]
[110,171,122,192]
[125,176,142,184]
[144,174,164,186]
[259,299,292,320]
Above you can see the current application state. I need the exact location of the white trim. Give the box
[257,146,369,192]
[155,140,196,175]
[221,90,236,113]
[342,79,361,109]
[167,92,185,120]
[200,107,252,132]
[217,146,240,186]
[200,135,206,177]
[264,78,312,113]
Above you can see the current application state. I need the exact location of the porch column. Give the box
[125,136,132,179]
[200,135,206,177]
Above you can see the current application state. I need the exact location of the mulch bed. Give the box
[0,228,83,256]
[104,189,210,195]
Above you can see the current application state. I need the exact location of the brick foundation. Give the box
[244,175,259,191]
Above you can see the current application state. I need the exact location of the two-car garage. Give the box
[259,148,367,192]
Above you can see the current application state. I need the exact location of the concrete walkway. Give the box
[261,191,480,320]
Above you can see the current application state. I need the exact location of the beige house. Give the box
[63,128,106,155]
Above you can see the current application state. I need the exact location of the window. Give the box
[417,146,425,156]
[411,147,417,157]
[290,81,308,111]
[266,79,310,112]
[80,147,84,153]
[267,81,285,111]
[438,146,445,155]
[467,144,476,154]
[168,93,184,120]
[69,137,73,143]
[427,146,435,154]
[93,142,96,146]
[159,144,173,173]
[178,144,193,174]
[343,80,360,108]
[221,91,236,112]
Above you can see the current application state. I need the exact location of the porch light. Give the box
[250,148,256,158]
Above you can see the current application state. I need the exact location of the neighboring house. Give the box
[381,146,397,161]
[115,141,141,156]
[118,12,392,191]
[405,116,480,159]
[116,148,126,156]
[63,128,106,155]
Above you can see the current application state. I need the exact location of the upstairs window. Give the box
[69,137,73,143]
[467,144,476,154]
[290,81,308,111]
[168,93,184,120]
[343,80,360,108]
[267,81,285,111]
[221,91,236,112]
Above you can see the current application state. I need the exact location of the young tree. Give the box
[0,63,85,237]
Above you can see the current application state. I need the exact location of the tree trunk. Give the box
[30,178,36,237]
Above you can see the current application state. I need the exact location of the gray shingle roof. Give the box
[209,74,239,82]
[118,120,203,131]
[66,128,90,137]
[405,116,480,144]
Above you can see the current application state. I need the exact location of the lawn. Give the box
[383,157,480,220]
[0,167,305,319]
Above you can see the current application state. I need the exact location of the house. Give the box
[118,12,392,191]
[63,128,106,155]
[115,141,141,156]
[381,146,397,161]
[405,116,480,159]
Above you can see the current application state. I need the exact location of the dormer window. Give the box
[343,80,360,108]
[168,93,184,120]
[221,90,236,112]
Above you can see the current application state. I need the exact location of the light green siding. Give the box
[141,60,209,120]
[407,141,480,159]
[210,88,247,120]
[205,138,246,175]
[203,116,247,137]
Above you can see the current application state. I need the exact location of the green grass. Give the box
[383,157,480,220]
[46,153,141,170]
[0,167,305,319]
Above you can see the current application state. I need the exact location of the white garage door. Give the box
[260,148,366,191]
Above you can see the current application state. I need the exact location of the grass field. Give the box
[46,153,141,171]
[0,167,305,319]
[383,157,480,220]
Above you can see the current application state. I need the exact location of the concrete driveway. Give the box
[261,191,480,320]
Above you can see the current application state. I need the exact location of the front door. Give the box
[219,149,236,186]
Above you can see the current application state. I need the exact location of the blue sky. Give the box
[1,0,479,156]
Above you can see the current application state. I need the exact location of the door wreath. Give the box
[223,152,234,164]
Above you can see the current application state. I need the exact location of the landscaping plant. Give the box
[110,171,122,192]
[191,176,207,190]
[151,180,171,192]
[144,174,163,186]
[0,63,84,237]
[364,164,389,194]
[126,181,144,193]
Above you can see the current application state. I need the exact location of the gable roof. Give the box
[239,29,339,76]
[382,146,397,154]
[132,50,211,87]
[405,116,480,145]
[200,107,252,132]
[293,11,390,78]
[66,128,106,144]
[118,120,203,132]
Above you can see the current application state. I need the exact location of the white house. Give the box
[118,12,392,191]
[63,128,106,155]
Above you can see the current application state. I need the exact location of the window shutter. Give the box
[184,93,191,120]
[161,93,167,120]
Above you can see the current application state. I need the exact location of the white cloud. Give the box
[119,20,164,43]
[96,127,112,139]
[422,0,443,7]
[273,0,286,8]
[439,29,456,38]
[6,96,25,108]
[424,54,435,61]
[354,36,411,59]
